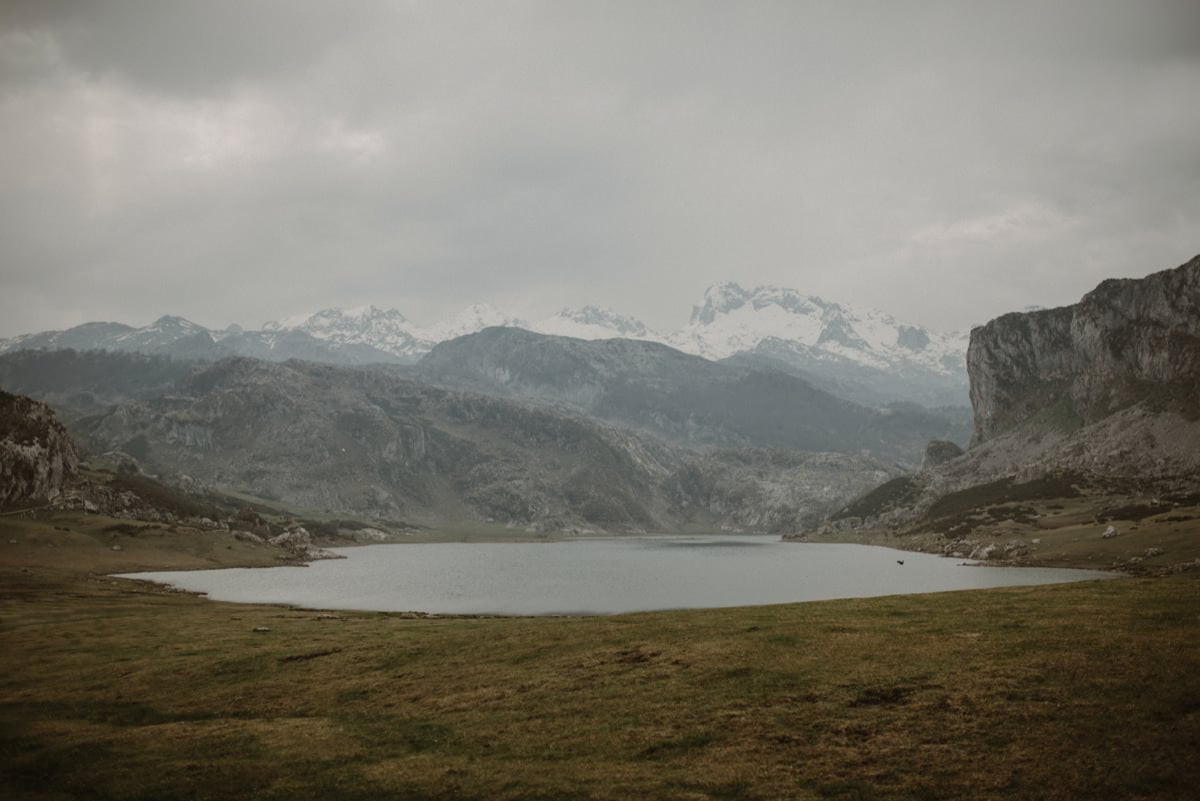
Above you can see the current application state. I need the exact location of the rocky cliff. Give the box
[804,255,1200,548]
[969,254,1200,444]
[0,389,80,507]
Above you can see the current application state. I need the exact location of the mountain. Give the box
[669,283,969,407]
[0,316,234,363]
[2,286,970,408]
[0,350,200,420]
[107,315,208,351]
[807,254,1200,546]
[215,330,404,365]
[261,304,430,362]
[415,327,969,464]
[1,321,133,354]
[421,303,528,342]
[260,303,663,354]
[0,316,403,366]
[527,306,663,341]
[968,254,1200,445]
[258,291,969,407]
[61,355,898,532]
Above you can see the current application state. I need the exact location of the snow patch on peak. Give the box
[669,282,967,378]
[420,304,527,342]
[690,283,838,326]
[263,305,408,332]
[341,304,380,319]
[530,306,663,342]
[260,305,425,358]
[263,310,317,331]
[699,282,751,311]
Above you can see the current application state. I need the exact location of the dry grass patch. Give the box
[1,526,1199,800]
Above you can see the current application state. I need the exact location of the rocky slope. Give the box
[64,356,897,532]
[0,389,79,507]
[806,254,1200,548]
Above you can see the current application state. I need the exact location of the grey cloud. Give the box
[1,1,1199,337]
[1,0,385,96]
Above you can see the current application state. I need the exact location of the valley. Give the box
[2,255,1199,801]
[4,5,1199,799]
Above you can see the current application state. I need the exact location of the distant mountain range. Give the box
[414,327,969,462]
[0,283,970,407]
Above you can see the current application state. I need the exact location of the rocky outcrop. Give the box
[807,255,1200,540]
[0,389,80,507]
[920,440,964,471]
[968,255,1200,444]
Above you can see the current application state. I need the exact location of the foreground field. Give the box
[2,519,1199,800]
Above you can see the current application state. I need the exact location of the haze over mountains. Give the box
[0,283,970,408]
[0,282,977,533]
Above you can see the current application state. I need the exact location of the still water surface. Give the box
[119,535,1115,615]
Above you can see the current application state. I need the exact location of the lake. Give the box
[116,535,1116,615]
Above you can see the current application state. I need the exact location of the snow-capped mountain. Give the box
[0,316,211,356]
[260,303,534,360]
[0,322,137,355]
[420,303,528,342]
[261,304,430,360]
[670,283,967,375]
[1,285,971,407]
[528,306,664,342]
[0,314,404,365]
[108,315,208,351]
[665,283,969,407]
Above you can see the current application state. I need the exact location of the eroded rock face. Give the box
[968,255,1200,444]
[0,389,79,507]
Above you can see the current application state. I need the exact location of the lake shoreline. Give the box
[4,537,1198,801]
[113,535,1118,617]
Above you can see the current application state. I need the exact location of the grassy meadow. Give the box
[1,511,1199,800]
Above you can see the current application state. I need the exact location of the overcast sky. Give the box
[2,1,1198,338]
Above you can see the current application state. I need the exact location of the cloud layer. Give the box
[2,1,1199,337]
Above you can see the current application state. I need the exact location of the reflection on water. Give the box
[118,535,1116,616]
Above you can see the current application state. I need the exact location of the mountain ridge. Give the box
[59,355,900,532]
[415,326,970,464]
[1,283,970,407]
